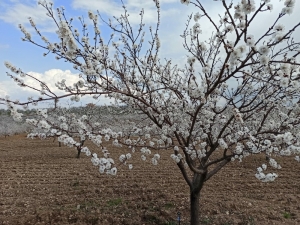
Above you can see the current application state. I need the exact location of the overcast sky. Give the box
[0,0,300,109]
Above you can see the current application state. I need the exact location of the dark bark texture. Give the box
[189,172,206,225]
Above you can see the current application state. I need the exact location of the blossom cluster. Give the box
[91,152,117,175]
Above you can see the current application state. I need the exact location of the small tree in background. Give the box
[0,114,32,137]
[1,0,300,224]
[26,104,141,157]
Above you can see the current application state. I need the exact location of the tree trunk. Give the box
[189,172,206,225]
[190,188,201,225]
[77,147,81,158]
[76,140,85,159]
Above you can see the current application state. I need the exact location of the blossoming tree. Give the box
[1,0,300,224]
[26,104,144,158]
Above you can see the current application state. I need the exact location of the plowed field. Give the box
[0,135,299,225]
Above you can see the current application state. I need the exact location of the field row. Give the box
[1,135,300,224]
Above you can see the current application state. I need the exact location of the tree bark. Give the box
[189,172,206,225]
[76,140,85,158]
[190,188,201,225]
[77,147,81,158]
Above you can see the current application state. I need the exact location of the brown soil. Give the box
[0,135,299,225]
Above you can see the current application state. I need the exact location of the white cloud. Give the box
[72,0,180,25]
[0,68,112,108]
[0,1,56,32]
[27,69,80,93]
[0,83,8,96]
[0,69,79,100]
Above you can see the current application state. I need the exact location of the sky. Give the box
[0,0,300,109]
